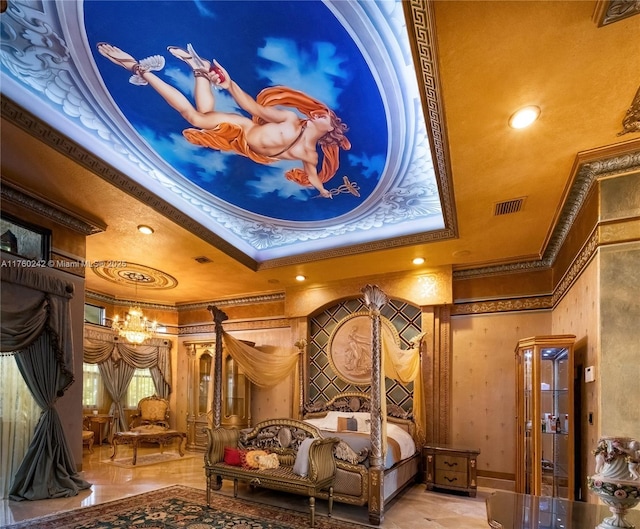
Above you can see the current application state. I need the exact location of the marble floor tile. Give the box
[1,444,492,528]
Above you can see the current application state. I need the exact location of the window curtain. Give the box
[98,360,136,432]
[0,266,91,501]
[83,326,172,432]
[221,330,299,388]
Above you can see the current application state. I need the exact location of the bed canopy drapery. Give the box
[0,266,91,501]
[207,305,300,427]
[82,325,172,432]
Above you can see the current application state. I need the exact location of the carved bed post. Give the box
[294,338,307,419]
[362,284,389,526]
[207,305,228,429]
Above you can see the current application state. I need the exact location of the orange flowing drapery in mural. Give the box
[183,86,350,188]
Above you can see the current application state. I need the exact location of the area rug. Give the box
[5,485,369,529]
[102,451,199,468]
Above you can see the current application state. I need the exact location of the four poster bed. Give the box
[302,391,421,519]
[206,285,424,525]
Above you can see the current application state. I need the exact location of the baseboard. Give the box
[478,476,515,491]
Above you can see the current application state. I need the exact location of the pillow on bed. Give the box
[293,438,314,477]
[308,411,372,432]
[354,414,371,433]
[337,416,358,432]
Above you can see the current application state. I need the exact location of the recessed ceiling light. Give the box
[509,106,540,129]
[295,275,306,282]
[412,257,425,265]
[137,225,154,235]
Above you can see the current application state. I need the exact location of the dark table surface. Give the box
[486,490,640,529]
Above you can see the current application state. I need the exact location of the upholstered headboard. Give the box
[303,391,416,442]
[304,391,410,419]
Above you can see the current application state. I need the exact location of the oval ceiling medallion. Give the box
[92,262,178,290]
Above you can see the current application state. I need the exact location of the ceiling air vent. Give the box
[194,256,213,264]
[494,197,525,216]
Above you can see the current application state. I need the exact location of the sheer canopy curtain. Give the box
[0,266,91,501]
[0,355,40,499]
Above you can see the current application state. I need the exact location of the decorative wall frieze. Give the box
[85,290,285,313]
[177,292,285,312]
[179,318,291,336]
[0,180,105,235]
[452,296,553,316]
[86,290,177,312]
[84,323,170,347]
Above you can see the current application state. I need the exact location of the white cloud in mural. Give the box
[256,38,348,109]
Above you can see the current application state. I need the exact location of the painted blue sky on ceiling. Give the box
[0,1,444,262]
[85,1,386,222]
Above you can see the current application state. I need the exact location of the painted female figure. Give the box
[97,43,350,198]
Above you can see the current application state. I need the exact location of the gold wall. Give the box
[552,256,599,497]
[451,310,551,486]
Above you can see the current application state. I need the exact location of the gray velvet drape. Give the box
[0,266,91,501]
[83,326,172,432]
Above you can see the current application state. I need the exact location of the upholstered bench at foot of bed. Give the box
[204,421,340,528]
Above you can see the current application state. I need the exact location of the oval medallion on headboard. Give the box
[278,427,292,448]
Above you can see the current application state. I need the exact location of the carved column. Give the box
[362,284,388,525]
[208,305,228,429]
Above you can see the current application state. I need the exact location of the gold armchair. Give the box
[82,417,95,453]
[129,395,170,432]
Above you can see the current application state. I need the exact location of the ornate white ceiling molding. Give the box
[0,0,455,265]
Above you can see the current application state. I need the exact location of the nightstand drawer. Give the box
[435,455,467,472]
[435,469,468,487]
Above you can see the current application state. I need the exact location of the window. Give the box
[126,368,156,408]
[0,354,41,497]
[0,213,51,260]
[82,362,105,409]
[84,303,105,325]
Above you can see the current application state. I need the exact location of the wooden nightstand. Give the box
[423,444,480,497]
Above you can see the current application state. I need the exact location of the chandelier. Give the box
[112,305,157,345]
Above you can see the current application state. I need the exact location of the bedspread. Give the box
[304,412,416,469]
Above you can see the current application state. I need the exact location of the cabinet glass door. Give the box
[222,353,250,428]
[540,346,570,498]
[515,335,575,500]
[198,352,212,415]
[523,347,533,494]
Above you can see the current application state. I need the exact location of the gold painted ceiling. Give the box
[1,0,639,306]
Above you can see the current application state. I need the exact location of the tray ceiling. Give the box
[1,0,447,266]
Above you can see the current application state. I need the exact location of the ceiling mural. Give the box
[1,0,444,263]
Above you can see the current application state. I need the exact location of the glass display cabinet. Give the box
[515,335,576,500]
[222,353,250,429]
[185,341,251,450]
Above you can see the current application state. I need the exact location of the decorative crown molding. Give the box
[453,148,640,281]
[594,0,640,26]
[0,180,105,236]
